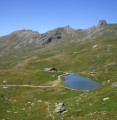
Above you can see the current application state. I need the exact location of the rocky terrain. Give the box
[0,20,108,54]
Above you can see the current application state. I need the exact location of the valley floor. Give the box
[0,37,117,120]
[0,70,117,120]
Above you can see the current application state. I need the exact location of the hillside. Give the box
[0,20,117,120]
[0,20,108,53]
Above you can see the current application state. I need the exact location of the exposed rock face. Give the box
[64,25,75,34]
[39,28,63,45]
[86,20,107,36]
[87,26,96,34]
[54,103,65,113]
[111,82,117,87]
[97,20,107,30]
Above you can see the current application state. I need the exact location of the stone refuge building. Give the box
[45,67,57,72]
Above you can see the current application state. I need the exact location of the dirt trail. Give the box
[0,72,69,120]
[45,102,55,120]
[0,72,69,88]
[52,72,69,87]
[0,84,51,88]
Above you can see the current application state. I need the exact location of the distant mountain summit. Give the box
[97,20,107,29]
[0,20,116,56]
[64,25,75,34]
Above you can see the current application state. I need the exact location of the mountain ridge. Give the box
[0,20,107,38]
[0,20,117,56]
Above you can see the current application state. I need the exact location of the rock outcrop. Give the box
[64,25,75,34]
[40,28,63,45]
[111,82,117,87]
[97,20,107,30]
[54,103,65,113]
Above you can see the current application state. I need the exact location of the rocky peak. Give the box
[64,25,71,29]
[64,25,75,34]
[97,20,107,29]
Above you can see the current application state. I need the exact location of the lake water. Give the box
[63,73,100,90]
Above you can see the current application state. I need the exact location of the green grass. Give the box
[0,27,117,119]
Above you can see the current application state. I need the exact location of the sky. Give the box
[0,0,117,36]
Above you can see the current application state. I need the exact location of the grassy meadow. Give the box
[0,28,117,120]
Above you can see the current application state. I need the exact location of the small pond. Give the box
[63,73,100,90]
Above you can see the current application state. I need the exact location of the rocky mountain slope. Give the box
[0,20,111,54]
[0,20,117,70]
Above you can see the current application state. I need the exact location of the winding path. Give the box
[45,101,55,120]
[0,72,69,88]
[0,72,69,120]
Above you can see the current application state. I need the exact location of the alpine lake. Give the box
[63,73,100,90]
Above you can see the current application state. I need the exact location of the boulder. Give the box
[103,97,109,101]
[54,103,65,113]
[111,82,117,88]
